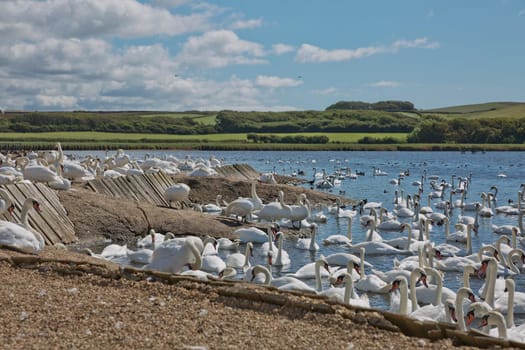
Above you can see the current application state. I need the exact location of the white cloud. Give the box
[0,0,214,40]
[230,18,263,30]
[272,43,295,55]
[369,81,402,88]
[255,75,302,88]
[150,0,190,9]
[519,9,525,16]
[311,87,338,95]
[176,30,267,68]
[296,38,439,63]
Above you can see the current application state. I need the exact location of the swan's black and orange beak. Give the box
[466,310,475,326]
[32,200,42,213]
[449,306,457,323]
[323,262,330,273]
[417,274,428,288]
[332,275,344,287]
[468,292,476,303]
[480,315,489,328]
[353,263,360,276]
[7,204,15,215]
[389,280,400,293]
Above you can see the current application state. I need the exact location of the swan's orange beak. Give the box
[480,316,489,328]
[7,204,14,215]
[466,311,475,326]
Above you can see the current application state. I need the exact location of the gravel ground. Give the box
[0,248,479,350]
[0,175,518,349]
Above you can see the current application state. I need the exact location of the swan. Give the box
[288,193,310,228]
[180,266,237,282]
[247,181,264,211]
[226,242,253,269]
[388,275,413,315]
[351,248,390,294]
[287,257,330,280]
[144,237,203,274]
[0,197,45,254]
[479,310,525,342]
[419,194,434,215]
[17,156,62,184]
[0,188,15,216]
[274,232,291,266]
[479,192,494,217]
[216,237,240,251]
[444,217,469,243]
[345,232,413,256]
[320,272,370,308]
[455,287,478,331]
[323,216,352,245]
[224,198,254,223]
[201,195,224,213]
[364,218,383,242]
[414,267,457,306]
[494,278,525,315]
[256,191,291,223]
[258,224,279,257]
[201,252,226,274]
[233,226,268,244]
[383,223,427,252]
[127,230,155,264]
[295,223,319,251]
[164,183,191,207]
[137,229,169,248]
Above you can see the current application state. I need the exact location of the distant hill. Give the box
[424,102,525,118]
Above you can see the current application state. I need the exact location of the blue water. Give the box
[72,150,525,323]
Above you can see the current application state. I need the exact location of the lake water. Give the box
[72,149,525,324]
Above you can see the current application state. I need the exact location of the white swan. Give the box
[216,237,240,251]
[323,216,352,245]
[320,272,370,308]
[145,237,202,274]
[274,232,291,266]
[0,197,45,254]
[288,193,310,228]
[0,188,15,216]
[295,223,319,251]
[225,198,254,223]
[127,229,156,264]
[256,190,291,223]
[164,183,191,207]
[494,278,525,316]
[226,242,253,269]
[234,226,268,244]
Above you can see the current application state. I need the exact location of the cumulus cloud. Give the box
[295,37,439,63]
[0,0,214,40]
[230,18,263,30]
[255,75,302,88]
[369,81,402,88]
[311,87,338,95]
[176,30,267,68]
[272,43,295,55]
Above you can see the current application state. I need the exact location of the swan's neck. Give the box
[276,235,283,264]
[409,271,420,313]
[483,260,497,308]
[189,241,202,271]
[315,260,323,292]
[490,312,508,339]
[262,266,272,285]
[455,289,468,332]
[346,218,352,241]
[343,276,354,304]
[466,226,472,256]
[309,227,317,251]
[399,279,409,315]
[432,270,443,306]
[21,200,45,249]
[359,249,365,279]
[445,218,450,238]
[244,245,251,268]
[405,226,412,251]
[506,280,515,328]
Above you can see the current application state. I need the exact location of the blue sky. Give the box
[0,0,524,111]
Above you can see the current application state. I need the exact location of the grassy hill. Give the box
[423,102,525,118]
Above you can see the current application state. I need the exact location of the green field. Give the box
[424,102,525,118]
[0,131,408,143]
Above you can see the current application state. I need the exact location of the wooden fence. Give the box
[1,183,77,245]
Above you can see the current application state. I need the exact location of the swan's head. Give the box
[389,279,402,293]
[32,200,42,213]
[7,203,14,215]
[416,272,429,288]
[445,299,457,322]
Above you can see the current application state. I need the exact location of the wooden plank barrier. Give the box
[0,183,77,245]
[86,172,178,207]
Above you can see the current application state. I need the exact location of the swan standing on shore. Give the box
[0,197,45,254]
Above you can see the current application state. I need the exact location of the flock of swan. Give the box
[1,146,525,343]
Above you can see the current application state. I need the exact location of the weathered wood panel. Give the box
[1,183,77,245]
